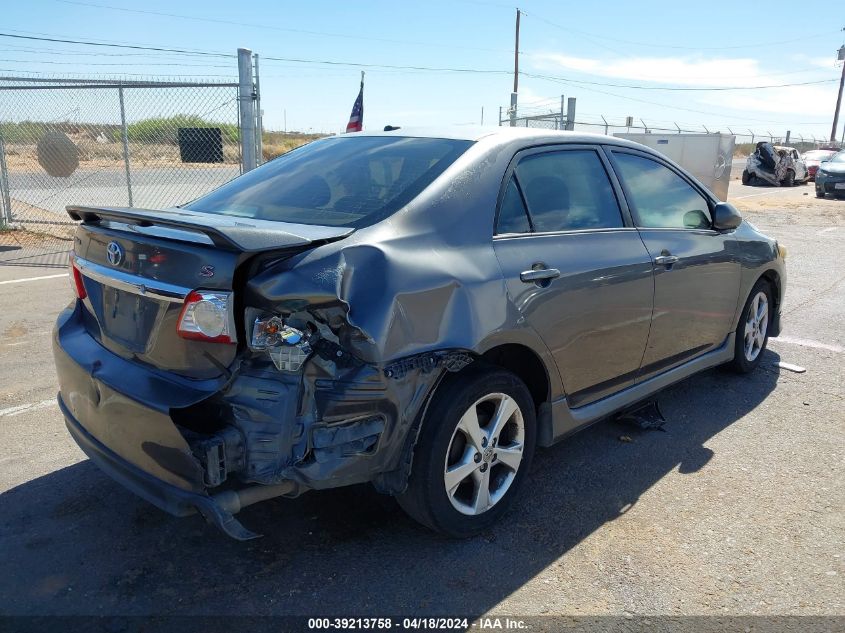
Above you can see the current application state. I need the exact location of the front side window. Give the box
[505,150,624,233]
[611,152,712,230]
[185,136,473,228]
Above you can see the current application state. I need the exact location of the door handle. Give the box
[653,255,679,266]
[520,268,561,283]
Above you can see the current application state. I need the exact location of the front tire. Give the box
[729,280,773,374]
[397,367,536,537]
[782,170,795,187]
[741,169,751,185]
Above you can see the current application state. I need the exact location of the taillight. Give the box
[69,254,87,299]
[176,290,236,344]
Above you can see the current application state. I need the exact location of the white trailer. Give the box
[614,133,736,201]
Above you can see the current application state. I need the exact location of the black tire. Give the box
[816,189,825,198]
[729,279,773,374]
[397,366,537,537]
[782,170,795,187]
[741,169,750,185]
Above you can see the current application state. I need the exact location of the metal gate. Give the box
[0,76,244,238]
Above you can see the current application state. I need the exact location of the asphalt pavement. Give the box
[0,181,842,621]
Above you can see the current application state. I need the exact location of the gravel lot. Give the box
[0,180,842,624]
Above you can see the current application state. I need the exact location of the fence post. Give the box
[253,53,263,166]
[238,48,257,172]
[118,85,134,208]
[565,97,576,131]
[0,132,12,226]
[785,130,791,144]
[498,106,502,127]
[509,92,517,127]
[601,115,608,135]
[559,95,565,131]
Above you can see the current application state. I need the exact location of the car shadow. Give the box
[0,351,782,617]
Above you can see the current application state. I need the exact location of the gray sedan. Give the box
[54,128,786,539]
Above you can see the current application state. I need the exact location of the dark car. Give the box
[803,149,838,181]
[54,128,786,539]
[815,150,845,198]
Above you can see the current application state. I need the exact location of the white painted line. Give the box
[776,361,806,373]
[770,335,844,353]
[733,190,784,200]
[817,227,838,235]
[0,273,68,285]
[0,399,57,418]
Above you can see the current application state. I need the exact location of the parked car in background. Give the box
[742,142,807,186]
[803,149,838,181]
[53,128,786,540]
[815,150,845,198]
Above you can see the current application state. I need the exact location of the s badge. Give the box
[199,265,215,278]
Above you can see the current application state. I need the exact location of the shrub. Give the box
[120,116,239,145]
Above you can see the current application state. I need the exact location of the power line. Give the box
[53,0,513,55]
[530,79,830,126]
[0,31,839,94]
[0,32,233,58]
[521,72,840,91]
[0,57,236,68]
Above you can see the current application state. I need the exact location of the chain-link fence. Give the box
[0,76,246,264]
[500,100,837,157]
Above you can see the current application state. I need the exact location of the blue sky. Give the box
[2,0,844,139]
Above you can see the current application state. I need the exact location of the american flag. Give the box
[346,74,364,133]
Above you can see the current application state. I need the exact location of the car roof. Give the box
[338,125,647,150]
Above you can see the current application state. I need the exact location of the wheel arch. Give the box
[381,337,559,494]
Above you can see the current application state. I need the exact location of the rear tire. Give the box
[741,170,750,185]
[816,187,825,198]
[397,366,537,537]
[729,279,773,374]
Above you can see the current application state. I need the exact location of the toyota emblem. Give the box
[106,241,124,267]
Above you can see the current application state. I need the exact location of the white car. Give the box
[742,142,808,186]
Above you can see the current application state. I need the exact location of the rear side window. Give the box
[184,136,473,228]
[511,150,624,232]
[611,152,712,230]
[496,179,531,234]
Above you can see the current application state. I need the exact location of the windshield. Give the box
[829,151,845,164]
[184,136,473,228]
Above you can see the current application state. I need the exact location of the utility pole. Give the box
[831,41,845,143]
[509,8,520,127]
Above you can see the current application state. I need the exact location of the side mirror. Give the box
[712,202,742,231]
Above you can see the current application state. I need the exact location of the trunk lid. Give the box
[69,206,353,379]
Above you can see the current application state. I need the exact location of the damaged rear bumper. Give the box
[61,400,274,540]
[52,302,458,538]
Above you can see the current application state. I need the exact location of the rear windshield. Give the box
[184,136,473,228]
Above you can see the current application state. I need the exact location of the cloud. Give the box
[528,53,764,87]
[526,52,839,118]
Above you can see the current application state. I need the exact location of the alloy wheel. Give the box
[443,392,525,516]
[743,291,769,362]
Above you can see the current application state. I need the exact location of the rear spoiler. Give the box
[67,206,354,253]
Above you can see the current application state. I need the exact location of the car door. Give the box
[492,146,655,408]
[607,148,741,380]
[792,149,807,181]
